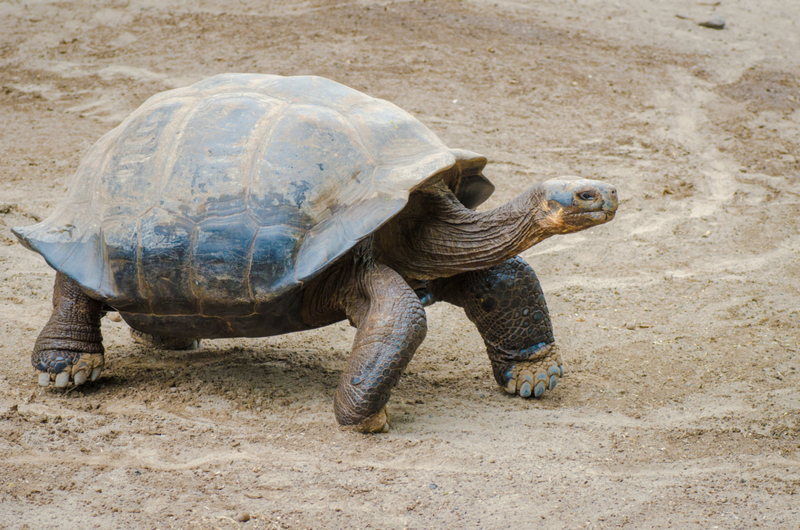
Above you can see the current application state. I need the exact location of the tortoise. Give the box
[13,74,618,433]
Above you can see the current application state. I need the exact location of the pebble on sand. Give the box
[698,16,726,30]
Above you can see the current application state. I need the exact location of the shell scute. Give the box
[160,94,282,221]
[181,73,282,98]
[102,216,140,305]
[52,225,105,297]
[192,213,259,317]
[96,99,189,219]
[251,225,304,301]
[138,208,197,315]
[294,216,350,282]
[256,75,371,113]
[346,101,445,172]
[250,104,372,218]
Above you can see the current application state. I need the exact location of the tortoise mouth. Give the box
[564,208,615,225]
[592,209,615,222]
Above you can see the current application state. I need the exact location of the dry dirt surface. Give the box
[1,0,799,528]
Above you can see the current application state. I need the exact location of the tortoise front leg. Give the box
[430,256,563,399]
[33,272,105,387]
[335,264,427,433]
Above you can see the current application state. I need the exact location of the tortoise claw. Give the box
[504,376,516,394]
[34,353,105,388]
[500,360,564,400]
[73,370,88,386]
[517,373,534,397]
[346,406,391,434]
[55,372,70,388]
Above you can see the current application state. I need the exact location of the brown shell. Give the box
[13,74,493,318]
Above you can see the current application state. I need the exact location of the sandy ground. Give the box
[1,0,799,528]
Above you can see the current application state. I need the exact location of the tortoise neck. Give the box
[375,183,550,280]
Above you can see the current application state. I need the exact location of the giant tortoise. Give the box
[13,74,618,433]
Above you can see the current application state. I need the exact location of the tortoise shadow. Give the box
[74,341,343,406]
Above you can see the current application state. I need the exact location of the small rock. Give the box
[107,312,122,322]
[698,16,725,30]
[234,512,251,522]
[625,321,636,330]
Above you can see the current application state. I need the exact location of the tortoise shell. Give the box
[14,74,494,336]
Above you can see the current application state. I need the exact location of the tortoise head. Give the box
[535,177,618,235]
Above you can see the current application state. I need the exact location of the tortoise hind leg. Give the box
[33,272,105,388]
[329,263,427,433]
[129,329,200,351]
[430,256,564,399]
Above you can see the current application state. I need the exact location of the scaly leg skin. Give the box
[130,329,200,351]
[430,256,564,399]
[335,263,427,433]
[33,272,105,388]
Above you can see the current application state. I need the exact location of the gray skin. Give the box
[13,74,618,433]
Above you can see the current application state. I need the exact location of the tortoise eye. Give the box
[579,191,596,201]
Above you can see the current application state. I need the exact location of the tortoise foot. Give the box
[36,353,104,388]
[32,273,105,389]
[497,344,563,398]
[130,329,200,351]
[344,407,391,434]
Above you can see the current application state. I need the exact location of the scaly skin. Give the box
[430,256,563,398]
[333,259,427,433]
[298,242,428,433]
[33,273,105,387]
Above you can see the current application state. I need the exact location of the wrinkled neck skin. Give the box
[373,182,562,280]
